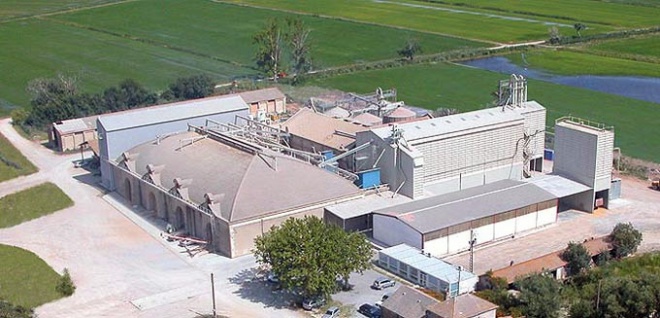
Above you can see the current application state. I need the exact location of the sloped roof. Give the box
[237,87,285,104]
[427,293,498,318]
[98,95,247,132]
[121,131,361,222]
[380,244,477,284]
[382,285,438,318]
[386,106,416,119]
[374,180,556,234]
[53,115,98,134]
[281,108,370,151]
[352,113,382,126]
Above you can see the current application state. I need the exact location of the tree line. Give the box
[12,74,216,132]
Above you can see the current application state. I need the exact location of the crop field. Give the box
[588,35,660,60]
[0,244,63,308]
[0,0,121,21]
[505,49,660,77]
[219,0,659,43]
[312,63,660,162]
[0,0,480,110]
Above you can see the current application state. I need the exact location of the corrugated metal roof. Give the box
[53,115,97,134]
[525,174,591,198]
[374,180,556,234]
[369,106,524,142]
[325,191,412,220]
[380,244,477,284]
[98,95,248,132]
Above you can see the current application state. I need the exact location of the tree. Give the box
[610,222,642,258]
[285,18,312,82]
[166,74,214,100]
[516,273,561,318]
[56,268,76,296]
[548,26,562,44]
[397,38,422,61]
[432,108,459,118]
[253,216,372,299]
[561,242,591,276]
[574,23,586,38]
[253,19,283,79]
[25,75,79,128]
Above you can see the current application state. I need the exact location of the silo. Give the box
[383,107,416,124]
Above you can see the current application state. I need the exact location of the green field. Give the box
[0,133,37,182]
[429,0,660,28]
[0,244,63,308]
[506,49,660,77]
[588,34,660,60]
[0,182,73,229]
[312,63,660,162]
[219,0,627,43]
[0,0,119,21]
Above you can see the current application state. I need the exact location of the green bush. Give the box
[55,268,76,296]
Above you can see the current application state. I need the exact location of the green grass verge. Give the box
[219,0,620,43]
[0,0,120,21]
[506,49,660,77]
[0,132,37,182]
[55,0,482,69]
[312,62,660,162]
[0,244,63,308]
[0,182,73,229]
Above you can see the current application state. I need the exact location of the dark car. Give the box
[302,296,325,310]
[358,303,382,318]
[371,277,396,290]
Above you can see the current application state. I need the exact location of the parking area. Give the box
[331,265,400,317]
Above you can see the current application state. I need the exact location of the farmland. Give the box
[505,49,660,77]
[588,34,660,60]
[0,0,119,21]
[312,63,660,162]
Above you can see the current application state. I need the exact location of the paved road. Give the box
[0,118,305,318]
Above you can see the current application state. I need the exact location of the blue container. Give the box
[321,150,334,160]
[544,149,554,161]
[356,168,381,189]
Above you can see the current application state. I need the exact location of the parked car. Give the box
[302,296,325,310]
[371,277,396,290]
[358,303,382,318]
[322,306,340,318]
[375,291,393,307]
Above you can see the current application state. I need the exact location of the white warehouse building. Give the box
[372,179,557,257]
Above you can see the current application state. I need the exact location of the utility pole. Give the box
[596,279,602,314]
[468,230,477,273]
[211,273,217,318]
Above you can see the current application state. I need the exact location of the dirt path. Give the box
[0,119,304,317]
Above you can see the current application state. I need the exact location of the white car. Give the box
[322,306,340,318]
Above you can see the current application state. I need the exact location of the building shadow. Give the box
[228,268,302,310]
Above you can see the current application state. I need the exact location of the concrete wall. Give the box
[99,108,247,189]
[554,124,598,187]
[57,129,97,152]
[423,164,523,196]
[373,214,422,249]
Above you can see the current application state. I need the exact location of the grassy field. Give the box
[0,133,37,182]
[0,244,63,308]
[219,0,629,43]
[0,0,119,21]
[56,0,482,69]
[505,49,660,77]
[312,63,660,162]
[0,182,73,229]
[588,34,660,60]
[428,0,660,28]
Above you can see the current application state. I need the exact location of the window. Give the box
[399,263,408,276]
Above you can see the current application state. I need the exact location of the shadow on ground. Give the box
[228,268,302,310]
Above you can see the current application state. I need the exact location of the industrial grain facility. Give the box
[98,94,249,189]
[111,127,362,257]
